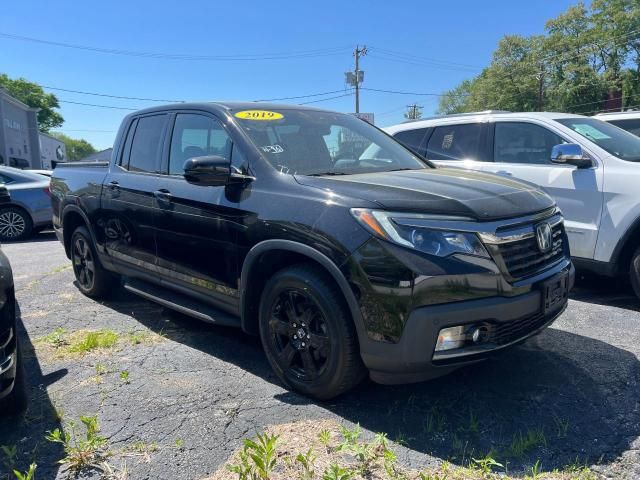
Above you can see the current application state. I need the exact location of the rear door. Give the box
[473,120,603,259]
[423,122,490,169]
[102,114,169,276]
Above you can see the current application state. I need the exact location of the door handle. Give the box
[108,180,120,190]
[154,189,172,203]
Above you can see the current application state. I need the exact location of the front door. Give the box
[101,114,168,276]
[155,112,242,311]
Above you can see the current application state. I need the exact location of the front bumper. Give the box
[361,263,574,384]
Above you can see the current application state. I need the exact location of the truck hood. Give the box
[294,167,555,220]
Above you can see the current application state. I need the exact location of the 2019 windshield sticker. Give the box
[261,144,284,154]
[235,110,284,121]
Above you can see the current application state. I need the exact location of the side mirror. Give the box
[183,155,230,186]
[550,144,593,168]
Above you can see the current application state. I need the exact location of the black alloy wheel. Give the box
[259,264,366,400]
[72,235,95,291]
[70,226,119,298]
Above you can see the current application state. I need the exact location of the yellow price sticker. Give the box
[235,110,284,121]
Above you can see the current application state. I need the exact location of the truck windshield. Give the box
[557,117,640,162]
[232,108,428,175]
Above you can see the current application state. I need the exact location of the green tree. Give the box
[0,73,63,132]
[50,132,96,161]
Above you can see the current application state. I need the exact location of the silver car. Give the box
[0,167,52,241]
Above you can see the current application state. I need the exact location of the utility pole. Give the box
[404,103,423,120]
[537,66,545,111]
[353,45,367,113]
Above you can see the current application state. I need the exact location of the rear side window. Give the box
[127,115,168,173]
[608,118,640,137]
[0,174,14,184]
[494,122,565,165]
[426,124,482,160]
[393,128,429,156]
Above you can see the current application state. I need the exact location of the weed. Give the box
[12,463,37,480]
[417,471,448,480]
[467,409,479,434]
[127,330,148,345]
[337,424,361,451]
[527,459,543,479]
[553,414,570,438]
[95,363,108,375]
[175,438,184,450]
[119,370,130,384]
[506,428,546,458]
[295,448,317,479]
[424,407,445,434]
[41,327,67,348]
[228,432,279,480]
[68,330,119,353]
[46,415,108,474]
[1,444,17,471]
[322,463,353,480]
[318,429,332,450]
[471,454,504,475]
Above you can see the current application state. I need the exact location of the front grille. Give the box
[487,313,549,346]
[497,223,565,280]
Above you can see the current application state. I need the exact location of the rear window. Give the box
[608,118,640,137]
[393,128,429,156]
[126,114,168,173]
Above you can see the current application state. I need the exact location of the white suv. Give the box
[383,111,640,298]
[595,111,640,137]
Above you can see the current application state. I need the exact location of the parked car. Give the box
[385,111,640,298]
[51,103,573,399]
[0,248,27,414]
[595,111,640,136]
[0,167,52,241]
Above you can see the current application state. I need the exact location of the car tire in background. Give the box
[0,342,28,415]
[70,226,120,298]
[259,264,366,400]
[0,206,33,242]
[630,246,640,300]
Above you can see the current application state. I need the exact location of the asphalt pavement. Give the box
[0,233,638,479]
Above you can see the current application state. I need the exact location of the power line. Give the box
[370,47,482,69]
[58,99,139,110]
[299,92,354,105]
[42,85,184,103]
[255,89,352,102]
[362,87,470,97]
[0,32,351,61]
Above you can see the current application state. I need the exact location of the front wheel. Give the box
[259,264,366,400]
[630,246,640,300]
[70,226,119,298]
[0,342,28,415]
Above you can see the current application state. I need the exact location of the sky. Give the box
[1,0,579,150]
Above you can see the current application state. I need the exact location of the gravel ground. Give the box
[0,233,638,479]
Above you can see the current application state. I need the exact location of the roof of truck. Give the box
[129,101,333,117]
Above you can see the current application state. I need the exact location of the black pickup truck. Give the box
[51,102,574,399]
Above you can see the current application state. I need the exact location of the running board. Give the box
[123,279,240,327]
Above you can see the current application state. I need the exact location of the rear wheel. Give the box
[259,264,366,400]
[630,246,640,300]
[71,226,119,298]
[0,206,32,242]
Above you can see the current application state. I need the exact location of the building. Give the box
[0,88,66,169]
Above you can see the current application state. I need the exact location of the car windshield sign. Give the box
[233,108,429,176]
[557,117,640,162]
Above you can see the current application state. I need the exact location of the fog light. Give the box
[435,326,466,352]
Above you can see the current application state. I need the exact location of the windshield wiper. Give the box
[387,167,418,172]
[306,171,349,176]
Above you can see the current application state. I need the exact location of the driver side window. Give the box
[168,114,231,175]
[494,122,565,165]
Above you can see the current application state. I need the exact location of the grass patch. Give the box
[68,330,119,353]
[506,428,547,458]
[206,419,599,480]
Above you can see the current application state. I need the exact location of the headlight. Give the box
[351,208,489,258]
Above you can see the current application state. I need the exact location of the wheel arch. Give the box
[60,206,96,259]
[239,240,365,340]
[611,215,640,275]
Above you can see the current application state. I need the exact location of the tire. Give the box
[0,206,33,242]
[630,245,640,300]
[70,226,119,298]
[1,341,28,415]
[259,264,366,400]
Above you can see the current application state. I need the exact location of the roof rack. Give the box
[403,110,511,123]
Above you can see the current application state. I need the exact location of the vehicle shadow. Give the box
[0,304,65,479]
[570,271,640,312]
[101,288,640,474]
